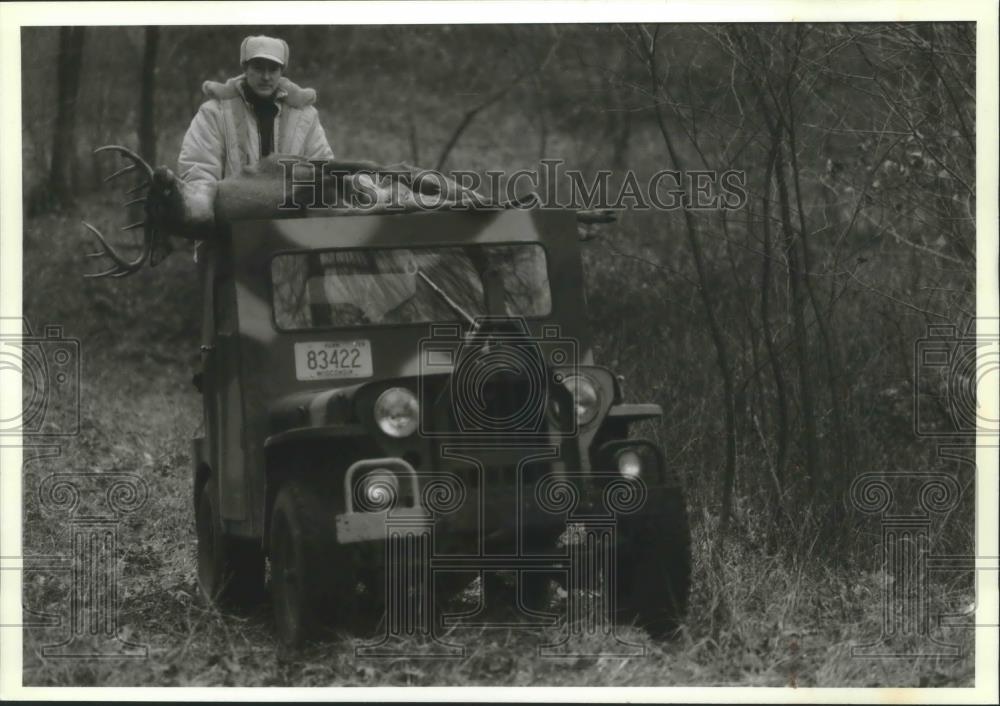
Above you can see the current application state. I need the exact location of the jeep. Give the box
[84,148,692,647]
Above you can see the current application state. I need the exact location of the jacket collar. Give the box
[201,75,318,109]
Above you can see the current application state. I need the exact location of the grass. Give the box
[17,194,976,688]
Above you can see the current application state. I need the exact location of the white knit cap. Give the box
[240,35,289,67]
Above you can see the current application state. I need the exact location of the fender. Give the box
[605,402,662,423]
[263,423,367,448]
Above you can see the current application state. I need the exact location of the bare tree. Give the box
[139,27,160,164]
[434,33,559,171]
[47,26,86,209]
[641,26,740,544]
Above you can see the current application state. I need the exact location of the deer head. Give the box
[81,145,172,278]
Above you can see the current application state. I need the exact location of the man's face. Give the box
[245,58,283,99]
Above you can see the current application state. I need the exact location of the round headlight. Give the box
[362,470,399,508]
[563,374,600,425]
[616,449,642,479]
[374,387,419,438]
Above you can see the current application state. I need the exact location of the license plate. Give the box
[294,340,373,381]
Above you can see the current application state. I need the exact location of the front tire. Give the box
[269,477,354,647]
[195,479,265,611]
[613,484,692,638]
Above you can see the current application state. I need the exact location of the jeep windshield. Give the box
[271,243,551,329]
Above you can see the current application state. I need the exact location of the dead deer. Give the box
[83,147,607,277]
[82,145,177,278]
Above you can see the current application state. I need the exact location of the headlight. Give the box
[374,387,419,437]
[616,449,642,479]
[562,374,600,425]
[361,470,399,508]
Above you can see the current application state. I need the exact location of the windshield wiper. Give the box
[415,269,477,328]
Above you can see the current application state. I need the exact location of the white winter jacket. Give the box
[177,75,334,224]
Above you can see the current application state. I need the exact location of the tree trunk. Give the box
[771,133,821,498]
[758,140,792,533]
[48,27,86,209]
[784,85,849,503]
[742,30,821,500]
[139,27,160,164]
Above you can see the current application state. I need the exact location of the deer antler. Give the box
[82,145,161,278]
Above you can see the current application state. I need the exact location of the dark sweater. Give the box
[246,89,279,158]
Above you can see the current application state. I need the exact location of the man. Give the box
[173,35,334,226]
[149,34,476,242]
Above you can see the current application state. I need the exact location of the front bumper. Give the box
[334,441,666,544]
